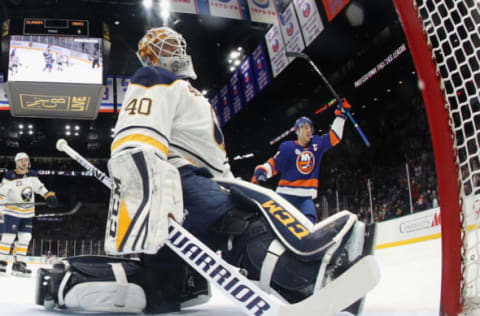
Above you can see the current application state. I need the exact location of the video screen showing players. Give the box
[8,35,103,84]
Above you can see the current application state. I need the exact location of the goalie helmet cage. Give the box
[393,0,480,315]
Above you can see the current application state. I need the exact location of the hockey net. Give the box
[393,0,480,315]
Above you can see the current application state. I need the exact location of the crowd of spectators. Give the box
[317,152,440,224]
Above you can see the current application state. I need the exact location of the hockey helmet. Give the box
[136,27,197,80]
[294,116,314,131]
[15,152,30,167]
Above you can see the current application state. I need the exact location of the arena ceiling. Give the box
[0,0,422,177]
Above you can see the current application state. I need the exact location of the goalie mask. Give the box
[137,27,197,80]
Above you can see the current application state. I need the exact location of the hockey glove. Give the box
[335,98,352,118]
[251,167,267,184]
[45,193,59,209]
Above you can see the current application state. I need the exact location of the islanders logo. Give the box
[252,0,270,9]
[302,2,311,18]
[296,151,315,174]
[272,39,279,52]
[286,22,294,36]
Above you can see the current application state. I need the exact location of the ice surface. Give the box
[0,238,441,315]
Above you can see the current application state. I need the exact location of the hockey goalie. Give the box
[35,27,379,315]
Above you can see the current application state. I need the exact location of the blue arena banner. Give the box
[252,42,270,93]
[240,56,257,104]
[220,84,233,124]
[229,70,244,114]
[210,93,224,127]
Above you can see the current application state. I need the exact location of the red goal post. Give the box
[393,0,480,315]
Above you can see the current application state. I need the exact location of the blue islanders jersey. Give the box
[258,135,333,198]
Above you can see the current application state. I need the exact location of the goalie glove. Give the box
[335,98,352,119]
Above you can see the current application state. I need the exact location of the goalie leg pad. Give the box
[220,216,321,302]
[213,207,365,304]
[63,276,146,313]
[36,255,210,314]
[106,147,184,255]
[216,180,358,259]
[36,256,146,313]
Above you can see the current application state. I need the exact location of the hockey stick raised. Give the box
[55,138,380,316]
[34,202,82,218]
[286,51,371,148]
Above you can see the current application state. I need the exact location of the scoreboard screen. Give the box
[23,18,89,36]
[0,17,110,120]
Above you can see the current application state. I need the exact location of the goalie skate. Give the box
[11,261,32,277]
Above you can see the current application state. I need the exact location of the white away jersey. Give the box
[0,169,49,218]
[111,67,233,178]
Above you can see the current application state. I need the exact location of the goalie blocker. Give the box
[36,148,377,314]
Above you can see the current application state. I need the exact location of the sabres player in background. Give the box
[0,152,58,276]
[252,104,351,224]
[35,27,376,315]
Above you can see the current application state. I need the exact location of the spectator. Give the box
[415,193,428,211]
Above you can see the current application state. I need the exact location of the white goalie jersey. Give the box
[111,66,233,179]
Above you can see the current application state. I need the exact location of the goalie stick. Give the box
[34,202,82,218]
[55,138,380,316]
[285,51,371,148]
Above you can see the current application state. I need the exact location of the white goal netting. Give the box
[410,0,480,313]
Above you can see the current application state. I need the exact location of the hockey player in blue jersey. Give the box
[35,27,378,315]
[252,104,351,224]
